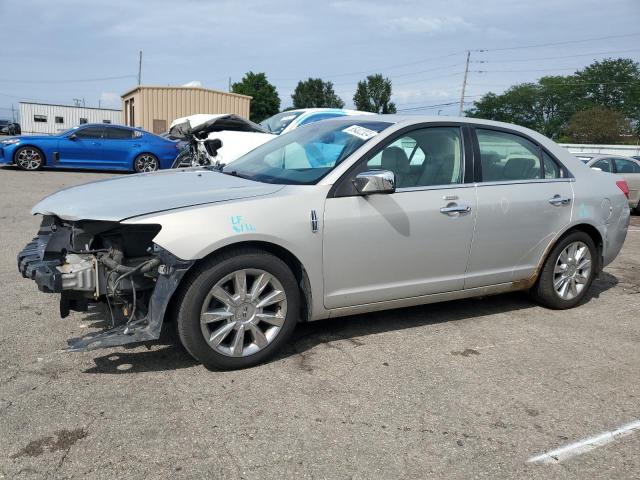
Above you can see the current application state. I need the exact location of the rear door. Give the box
[612,157,640,208]
[57,126,106,168]
[100,126,137,168]
[465,127,574,288]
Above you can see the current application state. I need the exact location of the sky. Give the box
[1,0,639,120]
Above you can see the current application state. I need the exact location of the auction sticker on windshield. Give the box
[342,125,379,140]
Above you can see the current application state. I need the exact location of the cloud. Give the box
[387,16,472,34]
[99,92,120,108]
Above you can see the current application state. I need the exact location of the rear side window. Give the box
[592,159,611,172]
[543,152,564,179]
[613,158,640,174]
[477,129,542,181]
[104,127,133,140]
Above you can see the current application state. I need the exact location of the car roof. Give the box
[585,154,639,162]
[80,123,145,132]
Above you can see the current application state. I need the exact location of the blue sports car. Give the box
[0,124,180,172]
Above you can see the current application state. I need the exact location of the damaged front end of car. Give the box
[17,215,194,351]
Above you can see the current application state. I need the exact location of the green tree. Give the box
[466,57,640,141]
[572,58,640,123]
[565,107,634,144]
[292,78,344,108]
[231,72,280,122]
[353,74,397,113]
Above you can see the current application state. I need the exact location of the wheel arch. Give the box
[166,240,313,325]
[525,222,604,291]
[559,223,604,272]
[13,144,47,166]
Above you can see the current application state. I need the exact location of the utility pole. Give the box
[459,50,470,116]
[11,104,15,122]
[228,77,232,92]
[137,50,143,85]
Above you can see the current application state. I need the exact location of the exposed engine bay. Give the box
[17,216,194,351]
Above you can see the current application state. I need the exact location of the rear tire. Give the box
[14,146,44,170]
[175,248,300,370]
[531,231,597,309]
[134,153,159,173]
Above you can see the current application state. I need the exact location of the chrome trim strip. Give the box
[475,178,575,187]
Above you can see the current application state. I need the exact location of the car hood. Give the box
[4,135,52,142]
[32,168,285,222]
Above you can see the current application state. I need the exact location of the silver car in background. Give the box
[580,154,640,212]
[18,116,630,369]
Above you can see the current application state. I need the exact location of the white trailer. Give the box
[19,102,122,135]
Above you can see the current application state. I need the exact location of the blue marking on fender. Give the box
[231,216,256,233]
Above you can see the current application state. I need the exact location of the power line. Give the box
[397,100,474,112]
[477,48,640,64]
[271,52,465,82]
[469,80,640,87]
[473,67,585,74]
[474,32,640,53]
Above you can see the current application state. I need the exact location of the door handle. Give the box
[548,195,571,206]
[440,203,472,215]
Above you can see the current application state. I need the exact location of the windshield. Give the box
[222,119,392,185]
[57,126,80,136]
[260,111,305,134]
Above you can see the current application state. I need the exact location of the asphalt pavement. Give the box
[0,167,638,479]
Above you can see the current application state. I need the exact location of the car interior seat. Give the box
[381,146,412,188]
[417,133,458,186]
[502,157,537,180]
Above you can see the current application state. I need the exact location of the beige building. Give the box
[121,85,252,133]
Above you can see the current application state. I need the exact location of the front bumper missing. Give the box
[18,229,195,352]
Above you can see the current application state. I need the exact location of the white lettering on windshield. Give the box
[342,125,378,140]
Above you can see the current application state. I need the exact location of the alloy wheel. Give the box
[553,241,592,300]
[135,155,159,172]
[16,148,42,170]
[200,269,287,357]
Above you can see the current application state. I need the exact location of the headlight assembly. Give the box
[1,138,20,145]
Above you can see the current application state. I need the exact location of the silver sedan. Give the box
[580,154,640,212]
[19,116,630,369]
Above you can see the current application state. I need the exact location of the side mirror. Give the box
[68,134,77,141]
[353,170,395,195]
[204,138,223,157]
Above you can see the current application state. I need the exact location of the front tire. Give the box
[15,146,44,170]
[134,153,159,173]
[531,231,597,309]
[175,249,300,370]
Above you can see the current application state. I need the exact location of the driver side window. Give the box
[367,127,463,189]
[75,127,104,139]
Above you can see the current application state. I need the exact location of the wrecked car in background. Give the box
[170,109,372,167]
[18,116,629,370]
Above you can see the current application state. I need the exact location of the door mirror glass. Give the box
[68,134,77,140]
[353,170,395,195]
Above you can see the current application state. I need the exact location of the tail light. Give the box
[616,180,630,199]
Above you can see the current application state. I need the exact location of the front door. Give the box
[323,126,476,309]
[57,125,106,168]
[465,127,574,288]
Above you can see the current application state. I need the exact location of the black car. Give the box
[0,120,20,136]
